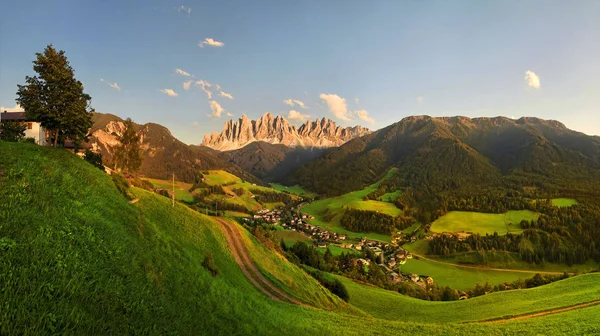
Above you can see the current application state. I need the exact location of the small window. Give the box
[27,122,33,130]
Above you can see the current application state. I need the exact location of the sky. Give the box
[1,0,600,144]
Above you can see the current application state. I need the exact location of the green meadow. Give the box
[338,273,600,323]
[400,257,538,290]
[145,178,195,202]
[301,168,401,242]
[275,229,313,247]
[431,210,538,235]
[551,198,578,207]
[270,183,316,197]
[316,245,361,256]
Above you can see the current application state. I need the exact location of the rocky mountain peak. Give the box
[202,112,371,151]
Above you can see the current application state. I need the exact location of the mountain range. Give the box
[285,116,600,196]
[88,113,257,183]
[202,112,371,151]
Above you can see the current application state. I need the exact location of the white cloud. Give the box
[195,80,219,98]
[283,99,307,109]
[356,109,375,124]
[160,88,178,97]
[208,100,224,118]
[198,38,224,48]
[319,93,351,121]
[525,70,541,89]
[175,68,191,77]
[100,78,120,91]
[192,121,199,126]
[176,5,191,15]
[287,110,311,122]
[417,96,424,106]
[0,103,24,112]
[226,112,233,117]
[183,80,193,90]
[219,91,234,99]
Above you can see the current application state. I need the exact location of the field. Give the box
[145,178,195,202]
[552,198,578,207]
[270,183,316,197]
[274,229,313,247]
[338,272,600,323]
[430,210,538,235]
[316,245,360,256]
[399,257,539,290]
[3,142,600,334]
[378,190,402,202]
[301,169,401,242]
[199,170,295,212]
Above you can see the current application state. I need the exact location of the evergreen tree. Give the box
[0,121,26,142]
[16,45,93,147]
[114,118,142,173]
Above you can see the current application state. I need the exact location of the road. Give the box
[215,217,307,306]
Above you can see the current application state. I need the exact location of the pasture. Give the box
[145,178,195,202]
[301,169,401,242]
[430,210,538,235]
[551,198,578,207]
[270,183,316,197]
[275,230,313,247]
[337,273,600,323]
[399,257,538,290]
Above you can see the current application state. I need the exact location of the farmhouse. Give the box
[0,111,47,145]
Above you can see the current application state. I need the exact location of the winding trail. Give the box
[215,217,307,306]
[411,253,566,275]
[476,299,600,323]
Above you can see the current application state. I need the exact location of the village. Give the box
[244,206,439,291]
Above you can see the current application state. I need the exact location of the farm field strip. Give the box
[430,210,538,235]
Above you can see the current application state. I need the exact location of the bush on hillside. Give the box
[112,173,134,200]
[83,149,105,172]
[202,253,219,277]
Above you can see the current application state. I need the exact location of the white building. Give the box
[0,111,47,145]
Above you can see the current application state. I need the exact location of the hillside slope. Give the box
[89,112,257,183]
[2,141,600,335]
[287,116,600,196]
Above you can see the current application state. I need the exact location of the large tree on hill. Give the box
[114,118,142,174]
[16,44,94,147]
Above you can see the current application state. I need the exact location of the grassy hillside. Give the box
[301,168,401,242]
[2,141,600,335]
[338,273,600,323]
[430,210,538,235]
[551,198,578,207]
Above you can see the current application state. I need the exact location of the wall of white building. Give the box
[24,122,46,145]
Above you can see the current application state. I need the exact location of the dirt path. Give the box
[411,253,565,275]
[477,300,600,323]
[215,218,307,306]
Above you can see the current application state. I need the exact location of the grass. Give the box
[338,272,600,323]
[201,170,296,212]
[316,245,361,256]
[301,168,401,242]
[403,240,430,255]
[270,183,316,197]
[400,257,538,290]
[430,210,538,235]
[274,229,313,247]
[3,142,600,334]
[552,198,578,207]
[377,190,402,202]
[145,178,195,202]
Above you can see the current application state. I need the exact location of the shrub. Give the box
[83,149,105,172]
[202,253,219,277]
[112,173,133,200]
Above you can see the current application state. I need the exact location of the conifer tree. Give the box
[16,45,93,147]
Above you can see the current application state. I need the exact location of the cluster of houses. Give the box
[252,209,283,223]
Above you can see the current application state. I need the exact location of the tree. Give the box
[83,149,105,172]
[16,45,94,147]
[114,118,142,173]
[0,121,26,142]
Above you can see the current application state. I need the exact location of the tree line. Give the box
[340,208,415,234]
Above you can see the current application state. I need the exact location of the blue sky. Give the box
[1,0,599,143]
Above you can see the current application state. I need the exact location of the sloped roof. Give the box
[0,112,27,121]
